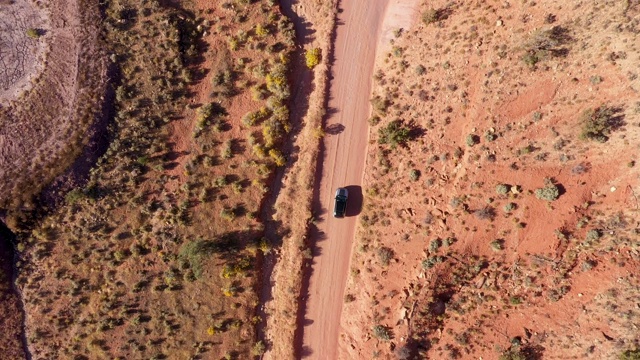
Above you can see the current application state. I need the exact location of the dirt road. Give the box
[301,1,390,358]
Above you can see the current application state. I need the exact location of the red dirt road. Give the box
[301,1,389,358]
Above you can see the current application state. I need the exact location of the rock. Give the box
[610,186,617,192]
[496,19,503,26]
[399,308,408,319]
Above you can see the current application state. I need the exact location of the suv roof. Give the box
[334,187,348,218]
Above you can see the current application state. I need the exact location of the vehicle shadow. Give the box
[345,185,362,217]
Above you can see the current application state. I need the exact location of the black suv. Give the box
[333,188,348,218]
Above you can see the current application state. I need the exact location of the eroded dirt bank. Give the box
[0,221,27,360]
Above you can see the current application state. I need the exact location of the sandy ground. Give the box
[300,0,419,358]
[338,0,640,358]
[0,0,48,101]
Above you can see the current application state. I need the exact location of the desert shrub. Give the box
[453,147,464,159]
[221,257,252,278]
[221,140,233,159]
[503,202,517,212]
[211,67,235,97]
[535,183,559,201]
[372,325,392,341]
[495,184,510,195]
[251,341,266,356]
[579,105,622,142]
[368,115,381,126]
[475,207,496,221]
[466,133,479,147]
[395,344,415,360]
[265,63,290,99]
[571,162,590,175]
[251,84,269,100]
[305,47,321,69]
[377,247,394,266]
[585,229,601,242]
[221,283,238,297]
[65,189,84,204]
[429,238,440,252]
[253,144,267,158]
[242,107,270,126]
[371,95,391,115]
[220,208,236,221]
[312,126,325,139]
[522,25,571,68]
[619,349,640,360]
[590,75,603,85]
[485,131,497,142]
[179,239,232,278]
[255,23,268,37]
[268,149,286,166]
[443,237,456,246]
[409,169,420,181]
[378,120,411,148]
[490,240,504,251]
[422,256,444,269]
[231,181,243,194]
[499,348,526,360]
[422,7,449,25]
[195,102,227,134]
[26,28,41,39]
[581,259,597,271]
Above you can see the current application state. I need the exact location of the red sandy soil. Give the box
[300,0,419,358]
[338,0,640,359]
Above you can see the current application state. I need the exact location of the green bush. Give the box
[251,340,266,356]
[580,106,618,142]
[585,229,601,242]
[535,184,559,201]
[26,28,41,39]
[378,120,411,148]
[504,202,517,212]
[496,184,510,195]
[429,238,440,252]
[619,349,640,360]
[466,133,479,147]
[372,325,392,341]
[421,256,444,269]
[422,8,448,25]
